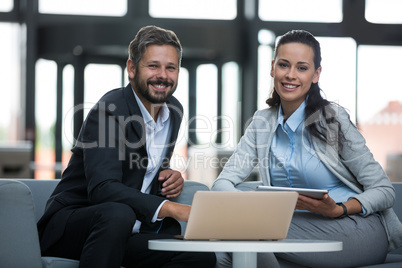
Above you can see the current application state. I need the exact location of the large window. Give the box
[39,0,127,16]
[169,68,189,178]
[221,62,240,147]
[0,23,21,141]
[259,0,342,23]
[0,0,13,12]
[83,64,123,118]
[193,62,240,147]
[2,0,401,184]
[257,44,273,110]
[195,64,218,145]
[357,45,402,182]
[35,59,57,179]
[35,62,124,179]
[62,65,74,167]
[316,37,357,122]
[174,68,189,148]
[365,0,402,24]
[149,0,236,20]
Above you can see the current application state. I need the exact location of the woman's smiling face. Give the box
[270,42,321,115]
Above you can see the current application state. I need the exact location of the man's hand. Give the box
[158,201,191,222]
[158,169,184,198]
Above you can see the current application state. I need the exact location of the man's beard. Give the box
[133,73,177,104]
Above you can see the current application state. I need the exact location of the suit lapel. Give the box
[123,84,147,147]
[257,107,279,186]
[166,100,183,147]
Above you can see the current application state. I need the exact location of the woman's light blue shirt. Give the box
[269,101,358,203]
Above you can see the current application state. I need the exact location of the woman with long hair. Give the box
[212,30,402,267]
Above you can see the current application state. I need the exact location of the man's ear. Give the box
[127,59,136,80]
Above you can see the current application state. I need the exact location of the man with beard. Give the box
[37,26,216,268]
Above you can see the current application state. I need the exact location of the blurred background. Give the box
[1,0,402,186]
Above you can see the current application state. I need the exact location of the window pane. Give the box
[316,37,357,123]
[357,45,402,182]
[35,59,57,179]
[195,64,218,145]
[62,65,74,169]
[365,0,402,24]
[39,0,127,16]
[259,0,342,22]
[222,62,240,147]
[0,23,21,141]
[149,0,236,20]
[170,68,189,178]
[0,0,13,12]
[84,64,122,119]
[257,44,273,110]
[174,68,189,147]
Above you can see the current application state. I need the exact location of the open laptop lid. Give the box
[184,191,298,240]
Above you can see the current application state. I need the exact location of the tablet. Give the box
[256,186,328,200]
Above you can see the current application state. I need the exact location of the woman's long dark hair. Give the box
[267,30,348,150]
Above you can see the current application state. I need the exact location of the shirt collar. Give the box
[277,101,306,133]
[132,87,170,126]
[158,103,170,125]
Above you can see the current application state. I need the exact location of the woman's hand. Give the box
[296,194,342,217]
[296,194,363,218]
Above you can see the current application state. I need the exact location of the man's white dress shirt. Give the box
[132,88,172,233]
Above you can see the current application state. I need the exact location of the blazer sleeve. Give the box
[78,97,167,225]
[212,110,266,191]
[313,104,395,215]
[337,106,395,214]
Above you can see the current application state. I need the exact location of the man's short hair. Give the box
[128,25,182,68]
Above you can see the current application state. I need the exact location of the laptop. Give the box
[183,191,298,240]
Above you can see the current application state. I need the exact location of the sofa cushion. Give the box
[0,179,43,268]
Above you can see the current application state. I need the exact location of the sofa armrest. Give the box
[171,180,210,205]
[0,179,43,268]
[18,179,60,222]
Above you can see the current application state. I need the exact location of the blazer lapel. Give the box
[256,107,279,186]
[166,100,183,146]
[123,84,147,147]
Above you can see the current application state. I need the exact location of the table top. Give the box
[149,239,343,253]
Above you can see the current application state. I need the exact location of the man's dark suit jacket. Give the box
[37,84,183,253]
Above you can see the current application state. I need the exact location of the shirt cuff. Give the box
[152,200,168,223]
[360,205,367,216]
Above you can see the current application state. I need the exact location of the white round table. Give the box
[149,239,343,268]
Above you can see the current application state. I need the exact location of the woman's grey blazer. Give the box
[212,104,402,251]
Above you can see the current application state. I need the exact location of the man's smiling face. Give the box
[128,44,179,109]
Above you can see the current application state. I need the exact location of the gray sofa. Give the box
[0,179,209,268]
[0,178,401,268]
